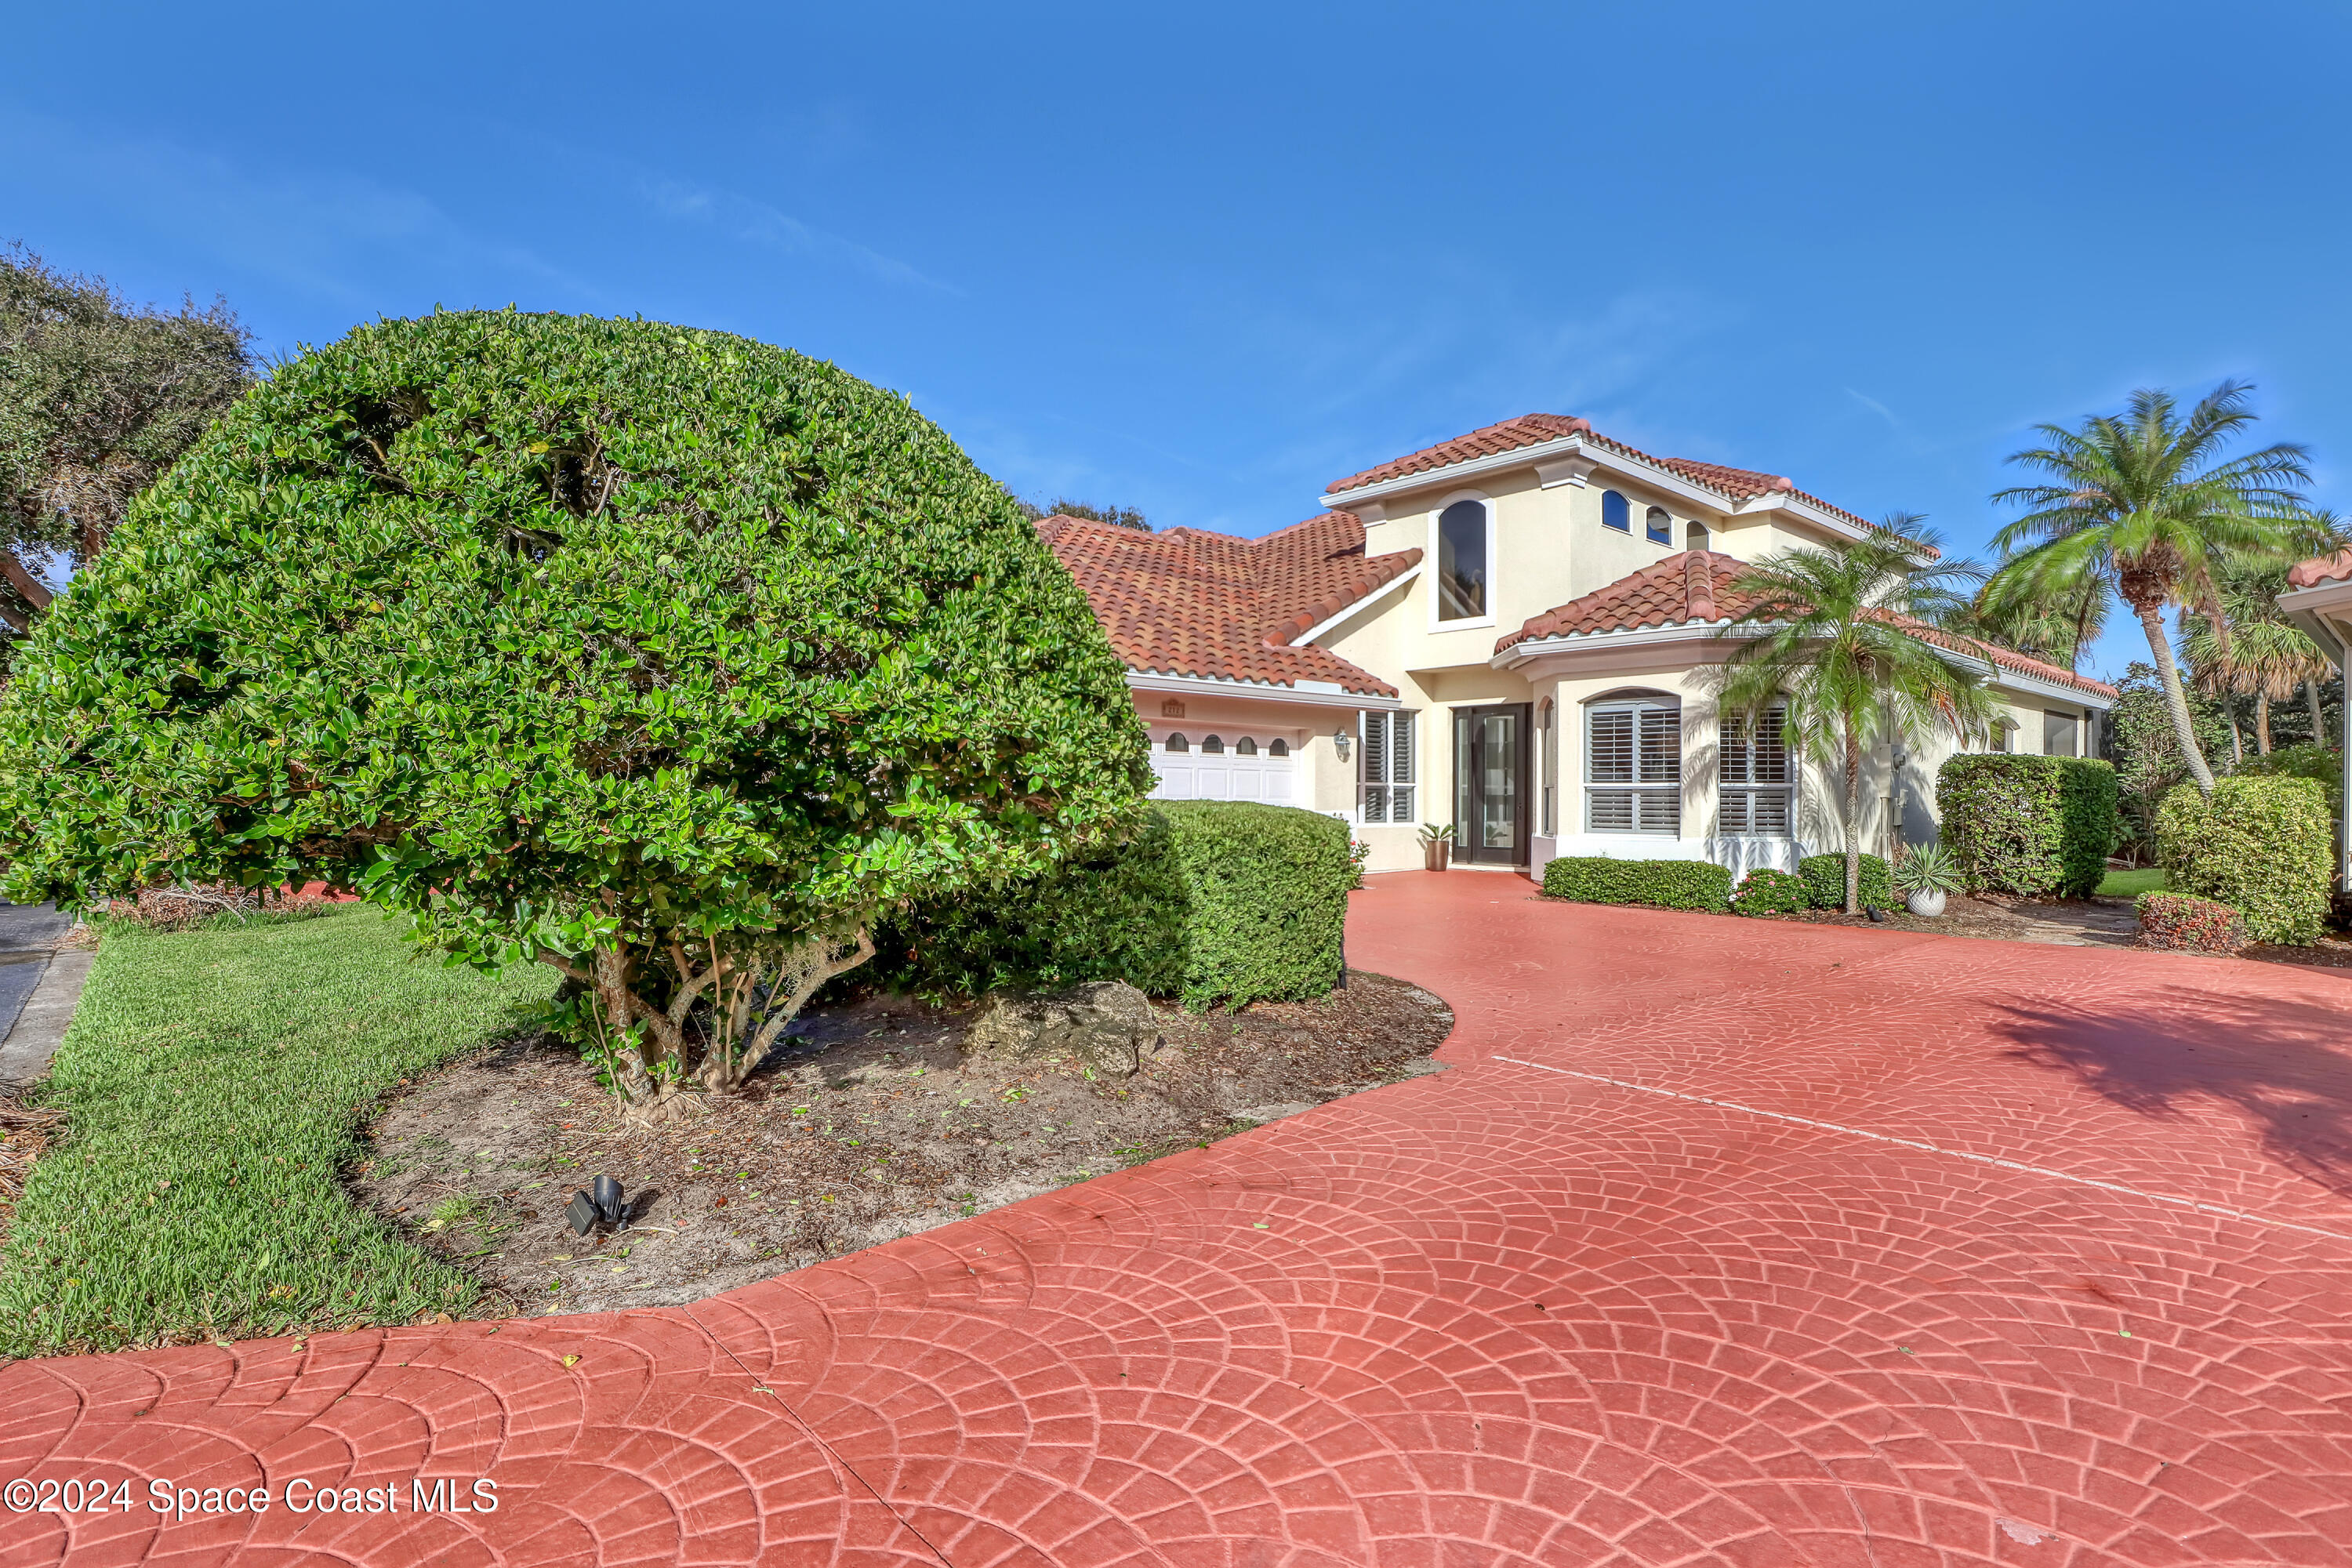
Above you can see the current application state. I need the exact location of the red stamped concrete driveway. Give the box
[6,872,2352,1566]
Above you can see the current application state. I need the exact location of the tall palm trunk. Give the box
[2255,691,2272,756]
[1842,718,1863,914]
[2133,599,2216,793]
[2225,704,2244,766]
[2307,679,2325,745]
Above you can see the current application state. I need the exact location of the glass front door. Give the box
[1453,703,1531,866]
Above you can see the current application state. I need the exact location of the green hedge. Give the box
[1936,755,2119,898]
[880,800,1351,1007]
[2154,775,2332,946]
[1541,856,1731,911]
[1730,867,1811,916]
[1798,851,1893,909]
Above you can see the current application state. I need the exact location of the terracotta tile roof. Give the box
[1497,550,1765,648]
[1323,412,1925,555]
[1497,550,2119,701]
[2288,548,2352,589]
[1037,512,1414,697]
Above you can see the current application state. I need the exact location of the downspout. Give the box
[2340,625,2352,895]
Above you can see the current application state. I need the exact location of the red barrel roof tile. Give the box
[1497,550,2119,699]
[1323,412,1924,554]
[1038,512,1414,697]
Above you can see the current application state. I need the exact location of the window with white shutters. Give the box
[1718,705,1792,836]
[1585,695,1680,834]
[1358,711,1417,822]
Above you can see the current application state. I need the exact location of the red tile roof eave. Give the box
[1495,550,2118,702]
[1324,412,1934,559]
[1036,513,1405,700]
[2288,548,2352,589]
[1497,615,2118,702]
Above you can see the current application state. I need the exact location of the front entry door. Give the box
[1453,703,1532,866]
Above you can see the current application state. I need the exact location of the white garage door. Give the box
[1149,734,1294,804]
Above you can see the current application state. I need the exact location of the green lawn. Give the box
[2095,866,2166,898]
[0,908,554,1358]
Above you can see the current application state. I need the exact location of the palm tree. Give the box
[1984,382,2313,795]
[1715,516,1997,913]
[2182,555,2338,756]
[1942,575,2109,671]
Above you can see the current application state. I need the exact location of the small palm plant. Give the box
[1715,516,1996,915]
[1894,842,1963,895]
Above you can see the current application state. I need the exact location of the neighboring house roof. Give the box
[2288,548,2352,588]
[1036,512,1415,697]
[1496,549,2120,701]
[1323,412,1926,554]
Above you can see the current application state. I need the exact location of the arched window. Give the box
[1164,733,1190,753]
[1719,705,1791,836]
[1602,490,1631,532]
[1235,736,1258,755]
[1686,520,1711,552]
[1585,691,1680,834]
[1269,738,1290,756]
[1645,505,1672,544]
[1201,735,1225,753]
[1436,499,1488,621]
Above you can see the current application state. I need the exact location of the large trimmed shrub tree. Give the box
[1936,755,2118,898]
[2154,775,2332,946]
[0,310,1152,1105]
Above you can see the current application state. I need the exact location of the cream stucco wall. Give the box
[1295,445,2112,878]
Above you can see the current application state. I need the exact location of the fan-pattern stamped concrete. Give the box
[5,872,2352,1566]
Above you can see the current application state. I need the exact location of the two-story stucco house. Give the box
[1040,413,2118,877]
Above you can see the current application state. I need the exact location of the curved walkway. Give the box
[6,873,2352,1566]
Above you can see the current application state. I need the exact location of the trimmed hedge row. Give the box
[1541,856,1732,911]
[2134,891,2248,954]
[2154,775,2332,946]
[1730,867,1810,916]
[1937,755,2119,898]
[1798,851,1893,910]
[878,800,1352,1007]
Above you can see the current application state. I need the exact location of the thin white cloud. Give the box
[638,178,958,295]
[1844,386,1904,430]
[0,107,602,314]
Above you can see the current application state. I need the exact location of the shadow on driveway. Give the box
[1991,985,2352,1200]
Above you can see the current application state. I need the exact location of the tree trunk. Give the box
[2255,692,2271,756]
[1843,720,1863,915]
[2226,704,2244,767]
[0,551,53,614]
[2307,678,2326,745]
[2135,601,2215,793]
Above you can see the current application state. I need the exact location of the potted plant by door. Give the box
[1418,823,1456,872]
[1895,841,1962,917]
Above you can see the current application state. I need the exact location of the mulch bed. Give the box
[352,971,1453,1319]
[1768,891,2136,945]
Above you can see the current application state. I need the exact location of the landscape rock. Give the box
[964,981,1163,1075]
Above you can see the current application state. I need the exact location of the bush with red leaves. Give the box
[2135,891,2248,955]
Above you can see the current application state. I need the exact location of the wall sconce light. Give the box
[1334,727,1352,762]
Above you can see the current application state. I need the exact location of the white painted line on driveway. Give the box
[1492,1054,2352,1249]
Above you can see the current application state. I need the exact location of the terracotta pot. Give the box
[1423,840,1451,872]
[1905,887,1947,918]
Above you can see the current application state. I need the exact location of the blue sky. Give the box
[8,1,2347,678]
